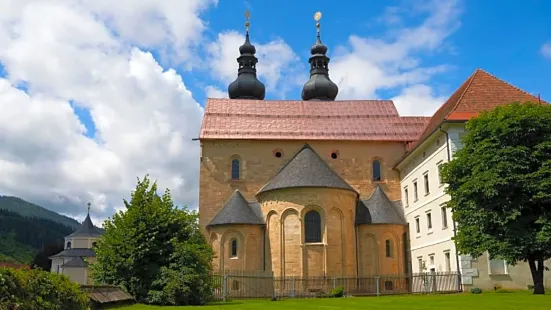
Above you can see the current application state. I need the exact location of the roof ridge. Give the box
[476,68,546,103]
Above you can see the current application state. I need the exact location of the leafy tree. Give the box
[31,243,64,271]
[441,102,551,295]
[91,175,215,305]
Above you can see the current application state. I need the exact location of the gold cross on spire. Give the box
[245,10,250,33]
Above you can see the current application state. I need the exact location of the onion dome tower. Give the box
[301,11,338,101]
[228,11,265,100]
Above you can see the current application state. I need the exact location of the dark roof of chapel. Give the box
[49,248,96,258]
[61,257,88,268]
[257,144,357,195]
[207,190,264,227]
[356,186,406,225]
[67,214,103,238]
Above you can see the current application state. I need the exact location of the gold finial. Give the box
[314,11,322,35]
[87,202,91,214]
[245,10,250,33]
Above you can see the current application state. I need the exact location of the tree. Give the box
[441,102,551,294]
[91,175,215,305]
[31,243,64,271]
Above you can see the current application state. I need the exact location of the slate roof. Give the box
[257,144,357,195]
[200,99,430,141]
[61,257,88,268]
[207,190,264,227]
[67,214,103,238]
[50,248,96,258]
[356,186,405,225]
[400,69,548,160]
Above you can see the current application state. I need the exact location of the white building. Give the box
[50,206,103,285]
[396,69,551,290]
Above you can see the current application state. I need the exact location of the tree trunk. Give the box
[528,258,545,294]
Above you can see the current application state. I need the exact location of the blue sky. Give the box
[0,0,550,221]
[179,0,551,107]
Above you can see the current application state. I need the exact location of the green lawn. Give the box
[114,291,551,309]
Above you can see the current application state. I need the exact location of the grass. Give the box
[113,291,551,309]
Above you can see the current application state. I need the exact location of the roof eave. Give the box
[393,119,466,170]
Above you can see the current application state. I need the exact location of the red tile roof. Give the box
[0,262,30,269]
[398,69,547,163]
[200,99,430,141]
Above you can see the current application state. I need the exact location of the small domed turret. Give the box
[227,16,265,100]
[301,12,338,101]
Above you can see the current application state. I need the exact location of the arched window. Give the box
[304,210,322,243]
[231,159,240,180]
[373,160,381,181]
[66,242,72,249]
[92,242,97,248]
[385,239,393,258]
[230,239,238,258]
[232,280,239,290]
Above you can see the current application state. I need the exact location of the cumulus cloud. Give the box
[541,43,551,60]
[0,0,210,221]
[330,0,461,115]
[205,31,306,97]
[205,85,228,99]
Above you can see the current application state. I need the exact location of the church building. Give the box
[198,15,548,289]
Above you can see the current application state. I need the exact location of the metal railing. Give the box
[210,271,461,300]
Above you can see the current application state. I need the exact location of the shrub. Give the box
[0,267,89,310]
[330,286,345,298]
[471,287,483,294]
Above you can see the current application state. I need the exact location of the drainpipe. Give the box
[439,125,462,288]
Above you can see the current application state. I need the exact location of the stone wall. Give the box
[199,139,407,233]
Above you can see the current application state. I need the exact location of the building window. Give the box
[92,242,97,248]
[230,239,238,258]
[413,181,418,201]
[385,239,393,258]
[444,251,451,272]
[415,217,420,234]
[426,212,432,230]
[384,280,394,291]
[304,210,322,243]
[489,255,508,275]
[437,161,443,185]
[441,206,448,229]
[436,139,440,146]
[429,254,435,266]
[423,172,430,195]
[56,265,60,274]
[372,160,381,181]
[231,159,240,180]
[418,257,423,272]
[404,187,409,207]
[66,242,71,249]
[232,280,239,290]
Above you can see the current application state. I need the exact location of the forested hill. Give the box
[0,209,74,264]
[0,196,79,228]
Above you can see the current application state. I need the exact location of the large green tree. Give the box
[91,176,215,305]
[441,102,551,294]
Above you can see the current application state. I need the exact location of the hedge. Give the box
[0,267,89,310]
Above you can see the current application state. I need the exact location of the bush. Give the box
[471,287,483,294]
[0,267,90,310]
[330,286,344,298]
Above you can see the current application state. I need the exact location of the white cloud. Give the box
[0,0,210,221]
[205,85,228,99]
[330,0,461,115]
[391,84,448,116]
[205,31,306,97]
[541,43,551,60]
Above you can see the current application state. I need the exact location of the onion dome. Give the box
[228,16,265,100]
[301,12,338,101]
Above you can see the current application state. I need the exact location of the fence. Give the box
[210,270,461,300]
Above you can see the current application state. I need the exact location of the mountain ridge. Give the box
[0,195,80,228]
